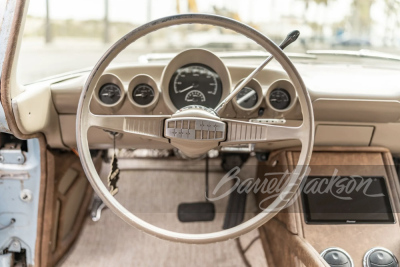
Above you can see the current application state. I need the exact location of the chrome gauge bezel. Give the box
[160,49,231,112]
[128,74,160,113]
[232,78,263,114]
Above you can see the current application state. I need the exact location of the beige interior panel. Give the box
[58,114,400,155]
[313,98,400,123]
[12,81,65,147]
[315,124,374,146]
[61,178,88,240]
[12,59,400,153]
[51,65,166,114]
[50,75,88,114]
[57,168,78,195]
[371,123,400,154]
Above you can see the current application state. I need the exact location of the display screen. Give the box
[301,176,395,224]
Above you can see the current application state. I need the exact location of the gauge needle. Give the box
[237,90,256,105]
[214,30,300,115]
[178,84,194,93]
[102,92,116,97]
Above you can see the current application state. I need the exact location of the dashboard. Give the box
[89,49,298,120]
[11,48,400,154]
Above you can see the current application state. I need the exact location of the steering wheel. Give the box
[76,14,314,244]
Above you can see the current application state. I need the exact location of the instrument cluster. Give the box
[93,49,296,116]
[168,64,222,109]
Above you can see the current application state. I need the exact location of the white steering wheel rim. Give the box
[76,14,314,244]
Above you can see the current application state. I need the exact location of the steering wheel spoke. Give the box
[221,119,303,145]
[87,113,170,143]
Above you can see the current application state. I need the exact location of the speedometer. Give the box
[168,64,222,109]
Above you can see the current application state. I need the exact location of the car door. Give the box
[0,1,101,266]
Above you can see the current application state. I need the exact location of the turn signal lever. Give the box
[214,30,300,115]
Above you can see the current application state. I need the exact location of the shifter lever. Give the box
[214,30,300,115]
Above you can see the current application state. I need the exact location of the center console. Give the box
[256,147,400,267]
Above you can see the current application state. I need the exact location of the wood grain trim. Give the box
[256,150,299,235]
[34,135,48,267]
[382,151,400,222]
[258,224,276,267]
[267,146,391,167]
[260,219,329,267]
[40,149,57,267]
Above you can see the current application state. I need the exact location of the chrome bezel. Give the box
[363,247,398,267]
[320,247,354,267]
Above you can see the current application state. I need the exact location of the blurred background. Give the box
[7,0,400,84]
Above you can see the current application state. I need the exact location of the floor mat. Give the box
[59,157,268,267]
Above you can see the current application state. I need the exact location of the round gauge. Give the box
[185,90,206,104]
[98,83,121,105]
[236,87,258,109]
[169,64,222,109]
[269,88,291,110]
[132,84,155,106]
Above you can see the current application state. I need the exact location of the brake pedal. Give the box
[177,156,215,223]
[178,202,215,222]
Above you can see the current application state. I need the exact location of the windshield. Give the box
[18,0,400,84]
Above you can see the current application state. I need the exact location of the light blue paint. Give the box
[0,106,11,134]
[0,138,41,266]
